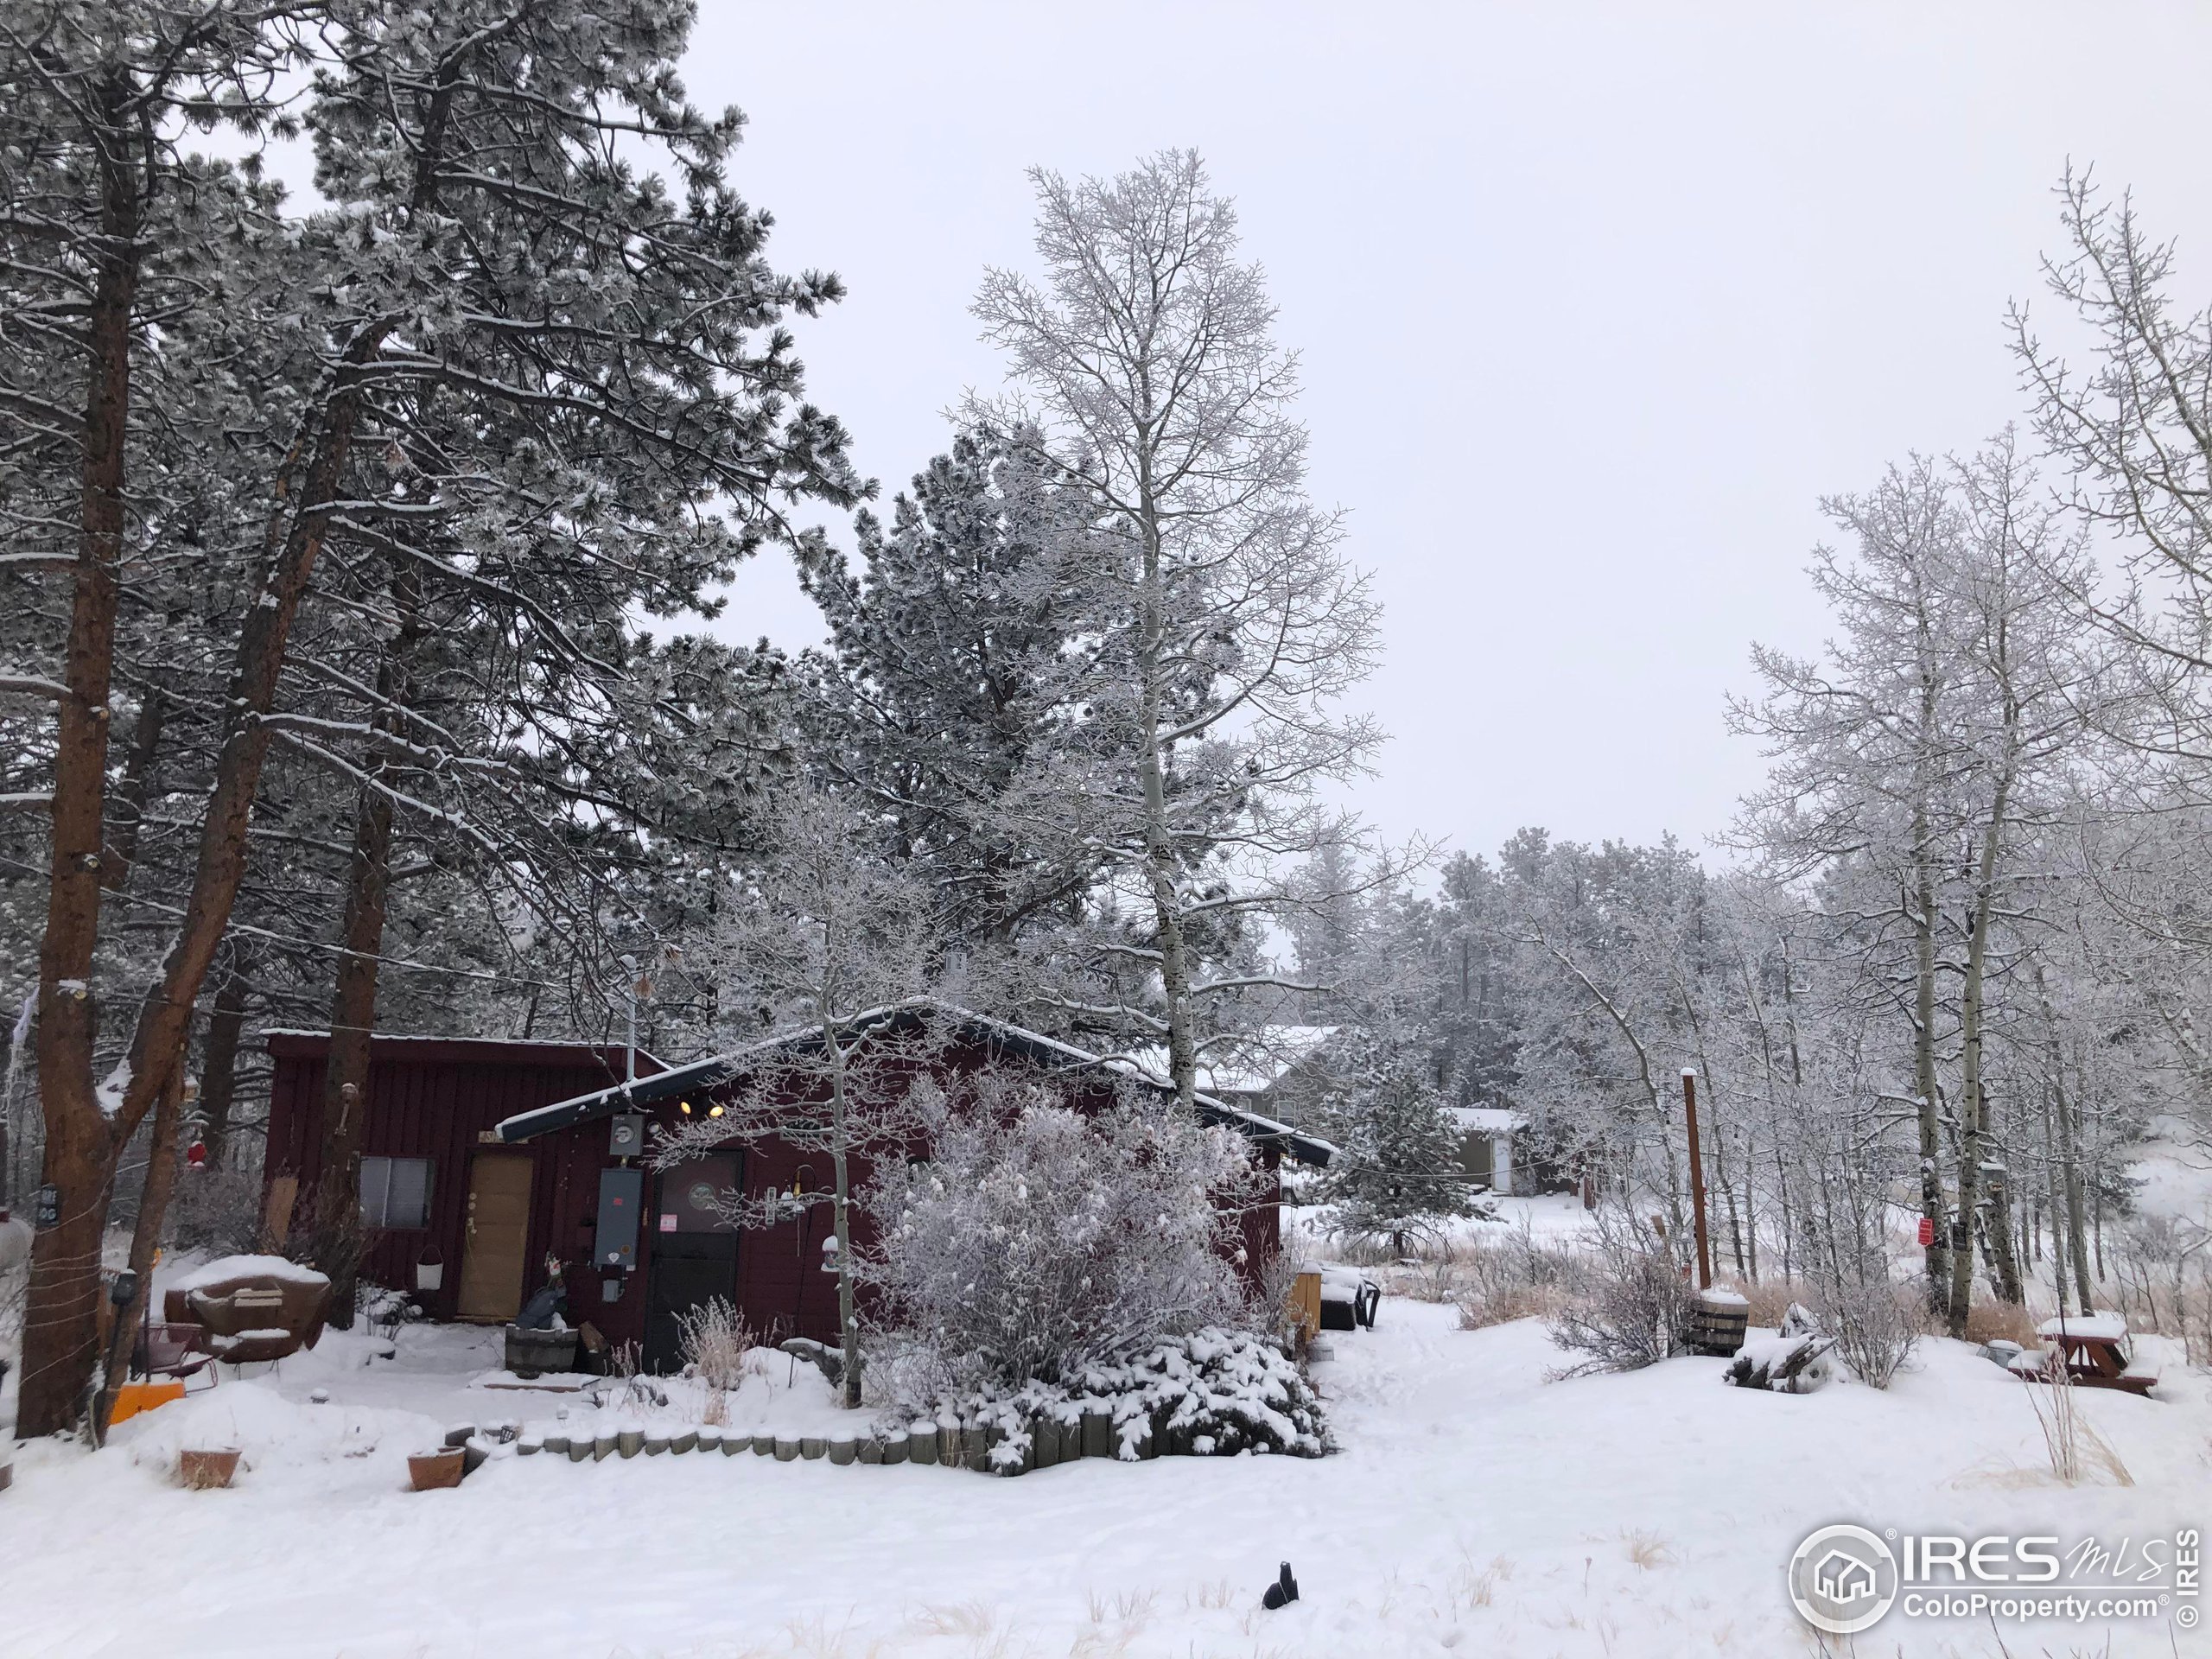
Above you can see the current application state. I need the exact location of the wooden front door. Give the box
[455,1152,533,1321]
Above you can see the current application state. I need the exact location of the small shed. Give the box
[1446,1106,1520,1194]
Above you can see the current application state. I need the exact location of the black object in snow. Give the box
[1262,1561,1300,1611]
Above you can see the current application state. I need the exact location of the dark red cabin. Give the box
[264,1004,1332,1371]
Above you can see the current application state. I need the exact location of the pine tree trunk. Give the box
[197,960,252,1171]
[100,683,165,893]
[314,571,422,1327]
[18,321,387,1436]
[18,79,143,1441]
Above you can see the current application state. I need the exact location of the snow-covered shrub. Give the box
[1544,1204,1688,1377]
[677,1295,753,1394]
[938,1328,1330,1470]
[862,1076,1261,1394]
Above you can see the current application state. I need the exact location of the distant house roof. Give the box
[493,1000,1337,1166]
[1446,1106,1521,1134]
[1122,1025,1339,1098]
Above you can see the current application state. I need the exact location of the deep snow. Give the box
[3,1291,2204,1657]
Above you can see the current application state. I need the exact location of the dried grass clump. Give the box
[1961,1298,2040,1348]
[1719,1276,1818,1331]
[677,1295,754,1393]
[2024,1362,2134,1487]
[1452,1224,1591,1331]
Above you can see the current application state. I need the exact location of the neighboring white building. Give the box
[1446,1105,1520,1195]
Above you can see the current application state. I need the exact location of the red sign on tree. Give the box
[1916,1216,1936,1247]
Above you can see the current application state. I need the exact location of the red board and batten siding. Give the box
[264,1034,649,1332]
[266,1029,1287,1358]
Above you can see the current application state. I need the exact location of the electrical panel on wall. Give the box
[595,1166,643,1269]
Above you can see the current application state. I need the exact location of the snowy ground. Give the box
[4,1282,2205,1656]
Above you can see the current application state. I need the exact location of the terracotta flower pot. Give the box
[408,1448,467,1491]
[179,1447,241,1491]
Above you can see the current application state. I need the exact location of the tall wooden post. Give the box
[1681,1068,1713,1290]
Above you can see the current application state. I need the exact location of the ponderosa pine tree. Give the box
[799,428,1103,950]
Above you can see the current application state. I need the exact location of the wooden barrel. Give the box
[1681,1290,1749,1356]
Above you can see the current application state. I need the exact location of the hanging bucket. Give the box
[415,1245,444,1293]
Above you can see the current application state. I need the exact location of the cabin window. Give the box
[360,1155,434,1230]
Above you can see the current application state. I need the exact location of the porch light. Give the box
[709,1104,724,1118]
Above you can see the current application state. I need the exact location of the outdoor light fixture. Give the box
[709,1104,724,1118]
[678,1100,692,1115]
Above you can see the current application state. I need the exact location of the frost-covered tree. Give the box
[799,427,1104,949]
[1317,1022,1477,1257]
[969,150,1385,1102]
[1731,440,2102,1330]
[861,1073,1257,1395]
[651,787,938,1408]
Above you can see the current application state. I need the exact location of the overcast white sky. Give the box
[680,3,2212,863]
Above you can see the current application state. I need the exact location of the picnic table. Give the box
[2006,1313,2158,1396]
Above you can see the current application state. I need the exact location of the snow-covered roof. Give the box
[264,1027,658,1065]
[493,999,1337,1166]
[1121,1025,1338,1097]
[2037,1313,2128,1342]
[1446,1107,1521,1133]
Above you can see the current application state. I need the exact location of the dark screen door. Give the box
[642,1152,741,1374]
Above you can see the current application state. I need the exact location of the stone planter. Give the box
[179,1447,241,1491]
[407,1448,466,1491]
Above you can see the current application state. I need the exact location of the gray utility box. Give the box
[609,1112,646,1158]
[595,1166,643,1269]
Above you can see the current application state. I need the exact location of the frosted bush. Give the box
[1544,1203,1689,1377]
[862,1077,1261,1392]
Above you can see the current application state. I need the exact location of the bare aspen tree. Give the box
[654,789,938,1408]
[970,151,1383,1105]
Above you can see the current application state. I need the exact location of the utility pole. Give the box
[1681,1068,1713,1290]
